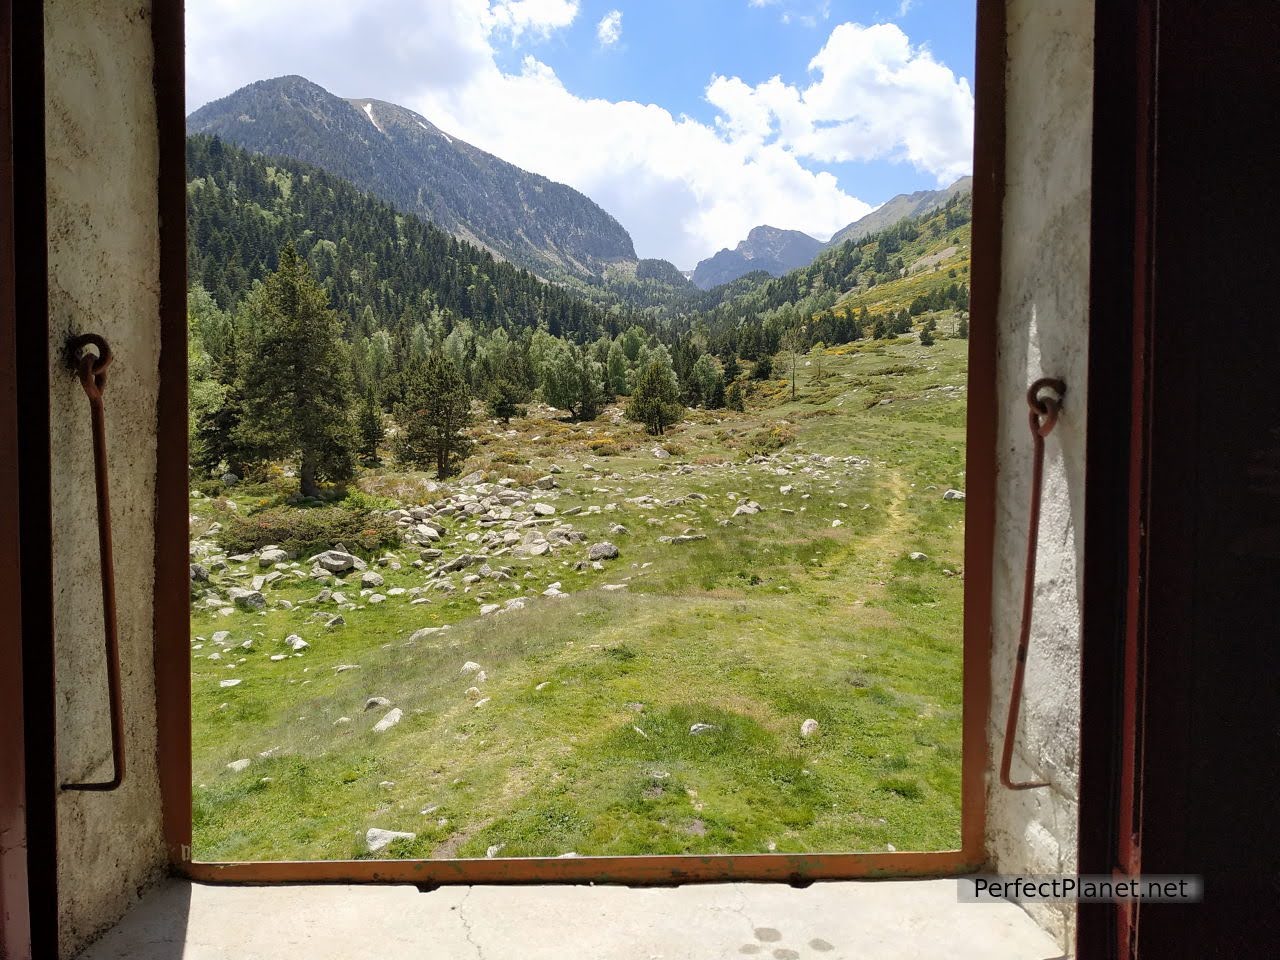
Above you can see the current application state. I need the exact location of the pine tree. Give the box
[357,388,384,466]
[395,350,474,479]
[725,380,746,412]
[689,354,725,408]
[487,355,531,423]
[955,315,970,339]
[625,358,684,436]
[723,353,741,383]
[233,244,356,496]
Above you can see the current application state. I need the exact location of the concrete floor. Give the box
[77,878,1065,959]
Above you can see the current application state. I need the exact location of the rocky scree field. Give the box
[188,337,969,862]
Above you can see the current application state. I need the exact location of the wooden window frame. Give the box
[152,0,1005,886]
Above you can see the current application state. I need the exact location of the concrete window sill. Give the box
[78,878,1062,959]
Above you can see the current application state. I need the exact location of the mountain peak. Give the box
[187,76,638,280]
[826,176,972,249]
[692,225,822,290]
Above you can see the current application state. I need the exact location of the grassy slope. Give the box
[190,338,969,863]
[833,218,971,323]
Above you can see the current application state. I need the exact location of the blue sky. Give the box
[494,1,975,204]
[187,0,975,267]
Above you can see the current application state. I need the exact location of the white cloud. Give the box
[707,23,973,186]
[486,0,580,40]
[898,1,915,16]
[187,3,971,267]
[596,10,623,46]
[408,53,873,266]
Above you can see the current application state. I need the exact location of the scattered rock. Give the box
[365,828,416,853]
[535,681,551,691]
[474,697,491,709]
[909,552,928,561]
[333,716,352,725]
[284,634,308,652]
[532,502,556,516]
[689,723,717,736]
[460,661,482,675]
[800,718,820,738]
[831,519,844,528]
[190,563,209,583]
[310,549,361,573]
[485,843,505,858]
[226,758,251,772]
[258,547,289,567]
[943,489,966,501]
[364,696,391,711]
[219,678,242,688]
[360,571,385,588]
[228,587,265,611]
[588,542,619,561]
[372,708,403,732]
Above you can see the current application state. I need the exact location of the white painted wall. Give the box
[44,2,166,956]
[986,0,1094,951]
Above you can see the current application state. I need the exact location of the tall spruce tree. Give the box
[233,244,356,496]
[357,388,384,466]
[395,350,474,478]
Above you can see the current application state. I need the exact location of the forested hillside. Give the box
[188,135,643,344]
[687,193,973,360]
[187,76,649,285]
[187,131,971,490]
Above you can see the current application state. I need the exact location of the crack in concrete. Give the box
[729,885,761,938]
[456,887,484,960]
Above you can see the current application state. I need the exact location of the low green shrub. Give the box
[743,424,797,456]
[216,505,401,557]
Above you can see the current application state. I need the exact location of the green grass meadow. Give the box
[190,336,969,861]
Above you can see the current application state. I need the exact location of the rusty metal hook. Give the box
[1000,377,1066,790]
[62,333,125,792]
